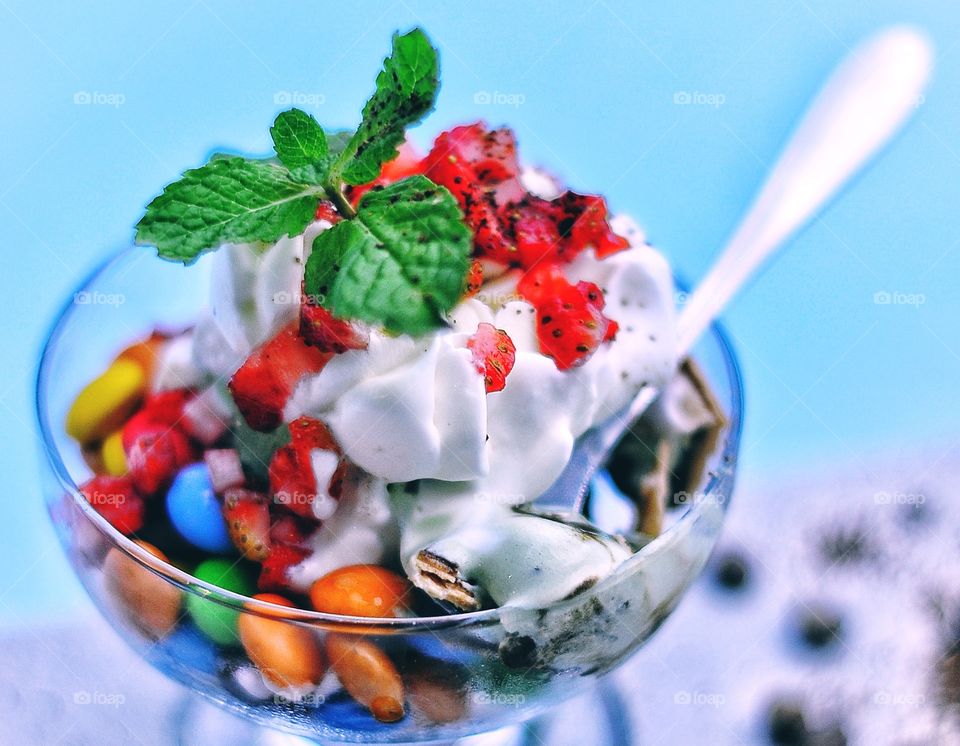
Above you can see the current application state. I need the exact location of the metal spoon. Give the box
[536,26,933,512]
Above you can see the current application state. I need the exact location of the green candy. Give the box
[186,558,255,646]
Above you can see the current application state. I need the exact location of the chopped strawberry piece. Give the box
[467,323,516,393]
[121,389,194,451]
[424,123,628,270]
[125,426,194,496]
[228,323,332,432]
[464,259,484,297]
[222,488,271,561]
[314,200,341,223]
[300,287,369,353]
[423,122,524,266]
[269,514,313,548]
[288,416,340,453]
[520,265,616,370]
[258,543,309,593]
[204,448,246,494]
[268,444,317,519]
[79,475,145,535]
[507,197,563,268]
[269,417,345,520]
[554,192,629,259]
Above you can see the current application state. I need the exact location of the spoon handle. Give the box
[676,26,932,354]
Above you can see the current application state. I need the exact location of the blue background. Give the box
[2,1,958,622]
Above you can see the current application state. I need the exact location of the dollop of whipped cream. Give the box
[191,169,678,596]
[284,172,676,505]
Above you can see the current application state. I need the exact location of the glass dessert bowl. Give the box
[35,248,742,744]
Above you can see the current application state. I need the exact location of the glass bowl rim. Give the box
[35,247,744,630]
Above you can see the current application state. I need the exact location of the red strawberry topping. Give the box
[269,417,345,520]
[300,286,369,353]
[258,543,309,593]
[467,323,516,393]
[79,475,145,535]
[519,265,617,370]
[423,122,628,270]
[228,323,332,432]
[314,200,342,223]
[268,514,312,548]
[125,426,195,496]
[222,488,271,561]
[464,259,484,297]
[121,389,193,451]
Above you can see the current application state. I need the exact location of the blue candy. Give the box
[166,463,233,553]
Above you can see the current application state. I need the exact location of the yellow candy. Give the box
[66,359,146,445]
[101,430,127,475]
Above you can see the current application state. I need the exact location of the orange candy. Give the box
[238,593,326,689]
[116,333,167,383]
[103,540,181,639]
[309,565,412,618]
[326,634,405,723]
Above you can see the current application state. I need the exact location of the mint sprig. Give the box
[332,28,439,186]
[305,175,471,335]
[270,109,328,170]
[135,157,323,263]
[134,27,463,337]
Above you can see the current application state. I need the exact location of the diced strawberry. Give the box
[314,200,341,223]
[269,417,345,520]
[506,197,563,268]
[204,448,246,494]
[464,259,484,297]
[288,416,341,453]
[300,287,369,353]
[228,323,332,432]
[424,123,628,270]
[79,475,145,535]
[467,323,516,393]
[125,426,195,496]
[258,543,309,593]
[121,390,194,451]
[222,488,271,561]
[269,514,313,548]
[520,265,616,370]
[554,191,629,259]
[423,123,524,266]
[268,444,317,519]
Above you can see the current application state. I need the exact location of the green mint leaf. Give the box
[335,28,439,186]
[304,175,471,336]
[270,108,328,170]
[135,157,322,263]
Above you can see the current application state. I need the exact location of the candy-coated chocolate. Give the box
[66,359,145,445]
[103,540,181,639]
[186,558,255,646]
[309,565,411,618]
[166,463,233,553]
[238,593,325,688]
